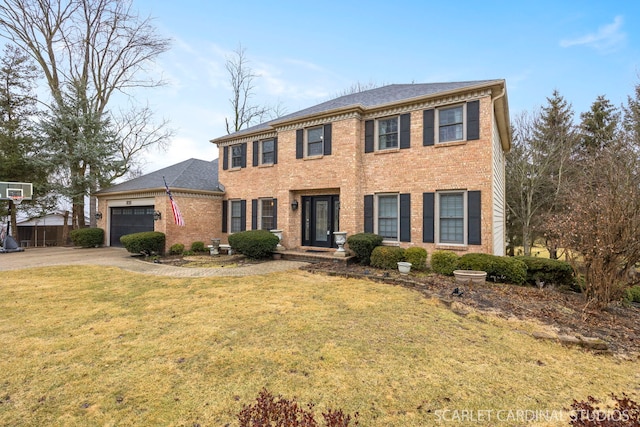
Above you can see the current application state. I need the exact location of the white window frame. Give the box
[230,200,243,233]
[231,144,243,168]
[435,104,466,144]
[258,198,275,231]
[435,190,467,245]
[260,139,275,165]
[375,115,400,151]
[374,193,399,242]
[305,126,324,157]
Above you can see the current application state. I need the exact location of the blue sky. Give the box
[134,0,640,174]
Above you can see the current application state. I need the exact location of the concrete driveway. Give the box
[0,246,307,277]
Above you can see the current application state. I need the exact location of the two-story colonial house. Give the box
[211,80,510,256]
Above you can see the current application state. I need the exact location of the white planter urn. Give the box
[453,270,487,285]
[333,231,347,257]
[270,229,284,250]
[397,261,412,275]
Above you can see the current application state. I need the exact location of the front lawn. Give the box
[0,266,637,426]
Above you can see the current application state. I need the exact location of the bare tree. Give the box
[334,80,380,97]
[225,45,284,134]
[0,0,172,227]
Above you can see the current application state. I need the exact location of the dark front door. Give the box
[110,206,154,246]
[302,195,339,248]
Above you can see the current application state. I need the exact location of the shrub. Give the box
[457,253,527,286]
[370,246,406,270]
[430,250,459,276]
[190,241,206,253]
[238,388,359,427]
[404,247,428,271]
[120,231,165,255]
[69,227,104,248]
[169,243,184,255]
[515,256,575,288]
[228,229,279,259]
[626,285,640,303]
[346,233,383,265]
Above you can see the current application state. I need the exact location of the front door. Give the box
[302,195,339,248]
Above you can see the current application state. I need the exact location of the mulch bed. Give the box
[302,262,640,357]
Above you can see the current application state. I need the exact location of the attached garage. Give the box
[109,206,155,246]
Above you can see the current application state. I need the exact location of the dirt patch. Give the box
[302,262,640,357]
[146,254,265,268]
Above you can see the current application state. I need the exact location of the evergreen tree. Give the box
[578,95,620,154]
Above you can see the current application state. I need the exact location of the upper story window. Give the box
[262,139,275,164]
[307,126,324,156]
[377,117,399,150]
[438,105,464,143]
[296,124,332,159]
[231,145,244,168]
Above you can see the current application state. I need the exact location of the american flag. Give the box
[163,177,185,226]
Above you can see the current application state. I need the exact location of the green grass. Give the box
[0,266,637,426]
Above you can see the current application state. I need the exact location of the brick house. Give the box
[95,158,223,248]
[211,80,510,256]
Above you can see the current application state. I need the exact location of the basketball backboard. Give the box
[0,181,32,200]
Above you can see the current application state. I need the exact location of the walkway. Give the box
[0,246,308,277]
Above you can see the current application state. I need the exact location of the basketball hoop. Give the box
[10,195,23,205]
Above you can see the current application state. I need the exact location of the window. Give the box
[307,126,324,156]
[377,117,399,150]
[230,200,243,232]
[438,105,464,143]
[260,199,274,230]
[377,194,399,240]
[439,192,464,244]
[261,139,275,165]
[231,145,243,168]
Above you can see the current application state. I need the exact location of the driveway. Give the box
[0,246,308,277]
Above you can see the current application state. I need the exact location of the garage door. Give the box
[110,206,155,247]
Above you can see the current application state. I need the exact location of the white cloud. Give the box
[560,15,626,53]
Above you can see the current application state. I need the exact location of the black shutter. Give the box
[241,143,247,168]
[223,146,229,170]
[273,137,278,164]
[222,200,228,233]
[273,198,278,229]
[423,109,435,146]
[251,199,258,230]
[468,191,481,245]
[467,100,480,140]
[423,192,434,243]
[364,195,374,233]
[400,193,411,242]
[364,120,374,153]
[240,199,247,231]
[296,129,304,159]
[323,123,332,155]
[400,113,411,149]
[252,141,259,166]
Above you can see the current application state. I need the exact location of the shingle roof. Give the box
[97,158,221,194]
[215,80,503,140]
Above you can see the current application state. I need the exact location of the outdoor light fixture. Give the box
[291,200,299,211]
[95,212,103,220]
[153,210,162,221]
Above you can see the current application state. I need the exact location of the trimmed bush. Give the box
[190,241,206,253]
[430,250,459,276]
[626,285,640,303]
[370,246,406,270]
[457,253,527,286]
[169,243,184,255]
[404,247,428,271]
[515,256,575,288]
[346,233,383,265]
[228,230,279,259]
[120,231,165,255]
[69,227,104,248]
